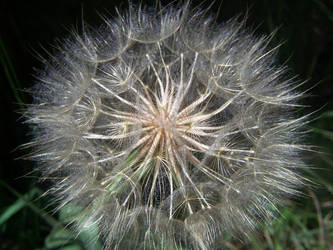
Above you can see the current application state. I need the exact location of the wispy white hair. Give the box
[24,1,311,249]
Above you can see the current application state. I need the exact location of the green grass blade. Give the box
[0,197,26,225]
[312,0,333,23]
[0,180,59,227]
[0,38,25,106]
[312,127,333,141]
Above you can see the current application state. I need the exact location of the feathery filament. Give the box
[25,2,309,249]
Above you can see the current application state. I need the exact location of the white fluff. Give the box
[24,1,310,249]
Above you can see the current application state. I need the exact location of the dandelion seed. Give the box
[24,1,310,249]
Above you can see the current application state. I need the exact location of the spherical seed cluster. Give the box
[25,2,309,249]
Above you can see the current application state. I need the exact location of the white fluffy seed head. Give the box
[24,1,310,249]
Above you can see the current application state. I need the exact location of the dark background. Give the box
[1,0,332,249]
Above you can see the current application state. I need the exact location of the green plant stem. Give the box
[0,179,59,227]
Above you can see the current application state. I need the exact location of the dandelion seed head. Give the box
[25,1,310,249]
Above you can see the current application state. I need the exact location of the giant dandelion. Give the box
[24,1,310,249]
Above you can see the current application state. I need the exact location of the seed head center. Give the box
[155,107,175,134]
